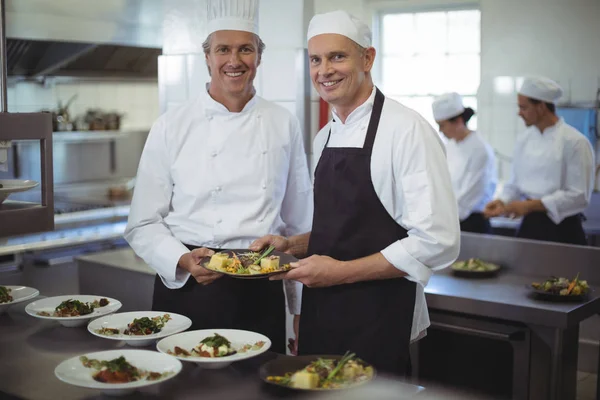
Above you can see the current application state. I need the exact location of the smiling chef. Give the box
[124,0,313,354]
[251,10,460,375]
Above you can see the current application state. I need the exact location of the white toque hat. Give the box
[518,77,563,103]
[307,10,372,48]
[432,92,465,121]
[207,0,259,36]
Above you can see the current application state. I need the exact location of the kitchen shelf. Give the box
[52,130,148,143]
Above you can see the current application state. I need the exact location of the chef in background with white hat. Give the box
[125,0,313,354]
[484,76,594,245]
[252,10,459,375]
[432,93,497,234]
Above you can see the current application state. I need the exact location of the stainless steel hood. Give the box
[5,0,164,79]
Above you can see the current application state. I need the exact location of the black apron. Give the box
[298,89,416,376]
[152,244,286,353]
[517,212,587,245]
[460,212,491,234]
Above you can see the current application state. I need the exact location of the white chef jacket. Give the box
[499,118,595,224]
[313,86,461,341]
[445,132,497,221]
[125,85,314,314]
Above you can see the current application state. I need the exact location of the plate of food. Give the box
[530,274,590,302]
[88,311,192,347]
[451,258,501,278]
[201,246,296,279]
[54,349,182,396]
[156,329,271,369]
[25,295,122,327]
[0,179,39,204]
[0,285,39,315]
[261,352,375,391]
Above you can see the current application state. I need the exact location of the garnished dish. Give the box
[0,286,39,315]
[54,349,182,395]
[264,352,374,390]
[88,312,191,347]
[26,295,122,327]
[37,298,109,317]
[80,356,169,383]
[451,258,500,277]
[0,286,13,304]
[167,333,265,358]
[531,274,589,297]
[203,246,293,278]
[156,329,271,368]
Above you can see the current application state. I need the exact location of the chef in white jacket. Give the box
[484,77,594,245]
[124,0,313,354]
[432,93,497,233]
[251,10,460,375]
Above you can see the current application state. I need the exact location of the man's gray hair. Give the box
[202,33,266,56]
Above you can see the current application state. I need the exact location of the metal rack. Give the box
[0,0,54,237]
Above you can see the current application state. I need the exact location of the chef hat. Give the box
[207,0,259,36]
[518,77,563,103]
[432,92,465,121]
[307,10,372,48]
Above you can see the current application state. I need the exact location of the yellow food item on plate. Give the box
[260,256,280,270]
[208,253,229,270]
[290,370,320,389]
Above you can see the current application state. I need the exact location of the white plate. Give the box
[0,179,39,204]
[88,311,192,347]
[25,295,122,327]
[156,329,271,369]
[0,285,39,314]
[55,349,182,396]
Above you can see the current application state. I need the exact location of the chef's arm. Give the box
[539,139,594,224]
[339,253,406,284]
[374,117,460,287]
[498,145,522,205]
[124,117,190,288]
[286,232,311,258]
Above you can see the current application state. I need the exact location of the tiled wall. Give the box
[6,81,160,131]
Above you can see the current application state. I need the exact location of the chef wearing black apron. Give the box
[298,89,417,375]
[484,77,594,245]
[124,0,313,355]
[253,10,460,377]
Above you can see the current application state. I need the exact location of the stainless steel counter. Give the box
[426,269,600,329]
[0,300,424,400]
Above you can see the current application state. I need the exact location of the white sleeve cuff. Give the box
[380,241,434,287]
[283,280,302,315]
[151,237,190,289]
[540,195,562,224]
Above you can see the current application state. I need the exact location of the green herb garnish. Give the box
[200,333,231,348]
[253,245,275,266]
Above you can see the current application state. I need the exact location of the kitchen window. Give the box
[377,8,481,130]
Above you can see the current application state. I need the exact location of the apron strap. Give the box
[363,88,385,150]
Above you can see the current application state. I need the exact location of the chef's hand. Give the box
[504,200,532,218]
[249,235,290,253]
[483,200,506,218]
[178,248,223,285]
[289,314,300,355]
[270,255,344,288]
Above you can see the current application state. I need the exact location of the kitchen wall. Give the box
[314,0,600,181]
[6,81,160,131]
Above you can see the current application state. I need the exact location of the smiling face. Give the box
[308,34,375,113]
[205,30,261,100]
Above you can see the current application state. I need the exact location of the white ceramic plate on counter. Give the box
[156,329,271,369]
[0,179,39,204]
[25,295,122,327]
[88,311,192,347]
[0,285,39,314]
[55,349,182,396]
